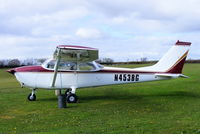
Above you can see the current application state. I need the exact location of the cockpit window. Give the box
[46,60,76,70]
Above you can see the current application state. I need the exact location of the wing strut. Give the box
[51,48,61,87]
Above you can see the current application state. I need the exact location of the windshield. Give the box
[96,62,104,69]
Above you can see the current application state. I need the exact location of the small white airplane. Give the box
[7,40,191,103]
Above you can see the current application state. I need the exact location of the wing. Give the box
[53,45,98,62]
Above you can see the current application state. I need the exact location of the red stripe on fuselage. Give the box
[15,66,52,72]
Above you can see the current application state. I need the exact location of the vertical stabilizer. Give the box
[134,40,191,74]
[155,40,191,73]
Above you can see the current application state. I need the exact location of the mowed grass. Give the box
[0,64,200,134]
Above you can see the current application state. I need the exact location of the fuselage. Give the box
[6,41,191,104]
[8,63,170,90]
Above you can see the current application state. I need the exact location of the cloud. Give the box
[76,28,102,39]
[111,16,128,24]
[0,0,89,36]
[90,0,200,33]
[0,0,199,61]
[0,35,54,59]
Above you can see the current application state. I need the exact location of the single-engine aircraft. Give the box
[7,40,191,103]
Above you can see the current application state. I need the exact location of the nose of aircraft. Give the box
[7,68,16,75]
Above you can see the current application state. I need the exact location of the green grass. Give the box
[0,64,200,134]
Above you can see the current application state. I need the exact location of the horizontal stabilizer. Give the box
[179,74,189,78]
[155,73,188,78]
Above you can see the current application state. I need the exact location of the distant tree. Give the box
[8,59,20,67]
[37,58,47,64]
[99,58,114,65]
[26,59,34,66]
[140,57,148,62]
[22,58,39,66]
[0,60,4,67]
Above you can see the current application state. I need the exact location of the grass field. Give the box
[0,64,200,134]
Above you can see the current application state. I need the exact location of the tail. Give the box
[134,40,191,74]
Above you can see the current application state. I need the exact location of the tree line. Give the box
[0,58,199,68]
[0,58,46,68]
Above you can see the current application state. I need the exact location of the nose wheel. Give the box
[27,89,36,101]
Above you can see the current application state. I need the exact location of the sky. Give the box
[0,0,199,61]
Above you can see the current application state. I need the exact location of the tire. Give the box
[27,93,36,101]
[66,94,78,103]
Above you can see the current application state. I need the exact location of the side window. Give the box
[58,61,77,70]
[46,60,77,71]
[78,62,96,71]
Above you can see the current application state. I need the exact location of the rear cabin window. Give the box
[78,62,96,71]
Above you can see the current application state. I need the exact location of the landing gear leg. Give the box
[27,88,36,101]
[66,87,78,103]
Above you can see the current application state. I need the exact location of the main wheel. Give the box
[66,94,78,103]
[27,93,36,101]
